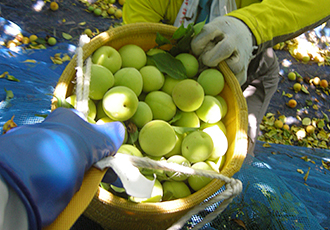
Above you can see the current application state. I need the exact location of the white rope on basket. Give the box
[95,153,243,230]
[75,35,91,118]
[75,34,243,230]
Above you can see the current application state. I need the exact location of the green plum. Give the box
[118,44,147,70]
[181,130,213,163]
[196,95,223,123]
[102,86,139,121]
[175,53,199,78]
[139,120,177,157]
[162,181,191,201]
[130,101,153,129]
[114,67,143,96]
[188,162,217,191]
[197,69,224,96]
[172,79,204,112]
[166,155,191,181]
[144,91,176,121]
[140,65,165,93]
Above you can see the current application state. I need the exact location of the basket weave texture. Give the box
[52,22,248,230]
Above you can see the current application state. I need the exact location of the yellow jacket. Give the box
[123,0,330,53]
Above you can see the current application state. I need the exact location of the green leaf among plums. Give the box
[155,32,172,46]
[53,95,74,109]
[193,19,207,36]
[127,129,139,145]
[171,126,199,135]
[172,23,187,40]
[170,23,194,56]
[148,52,187,80]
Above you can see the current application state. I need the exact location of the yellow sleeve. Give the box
[227,0,330,52]
[123,0,183,25]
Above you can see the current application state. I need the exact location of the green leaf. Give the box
[62,32,73,40]
[155,32,172,46]
[6,74,20,82]
[53,95,74,109]
[127,129,139,145]
[168,111,183,124]
[4,88,14,101]
[193,19,206,36]
[301,85,310,94]
[172,24,187,40]
[321,111,329,122]
[172,126,199,135]
[35,114,48,118]
[35,37,46,44]
[148,52,187,80]
[170,23,194,56]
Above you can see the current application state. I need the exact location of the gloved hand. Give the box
[0,107,125,229]
[191,16,256,85]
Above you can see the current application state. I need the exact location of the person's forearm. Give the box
[228,0,330,53]
[0,176,28,230]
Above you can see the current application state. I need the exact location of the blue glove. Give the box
[0,107,125,229]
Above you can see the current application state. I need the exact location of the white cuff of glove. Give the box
[191,16,256,85]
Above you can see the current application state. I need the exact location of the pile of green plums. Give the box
[66,43,229,202]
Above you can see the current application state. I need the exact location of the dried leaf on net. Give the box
[297,169,304,174]
[322,160,330,170]
[301,156,316,164]
[231,219,247,230]
[303,167,311,182]
[301,85,310,94]
[2,115,17,134]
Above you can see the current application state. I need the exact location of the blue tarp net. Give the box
[0,1,329,229]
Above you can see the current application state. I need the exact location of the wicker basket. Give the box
[51,22,248,230]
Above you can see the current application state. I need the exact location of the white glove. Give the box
[191,16,256,85]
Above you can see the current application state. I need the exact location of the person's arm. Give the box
[228,0,330,54]
[122,0,183,25]
[0,108,125,229]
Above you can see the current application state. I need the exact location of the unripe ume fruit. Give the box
[166,155,191,181]
[181,130,214,163]
[172,79,204,112]
[175,53,199,78]
[118,144,144,157]
[161,75,182,95]
[113,67,143,96]
[197,68,225,96]
[139,120,177,157]
[196,95,223,123]
[162,181,191,201]
[102,86,139,121]
[88,64,114,100]
[214,95,228,118]
[201,122,228,161]
[92,46,122,74]
[118,44,147,70]
[188,162,216,191]
[144,91,176,121]
[172,111,200,128]
[129,101,153,129]
[140,65,165,93]
[66,94,97,120]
